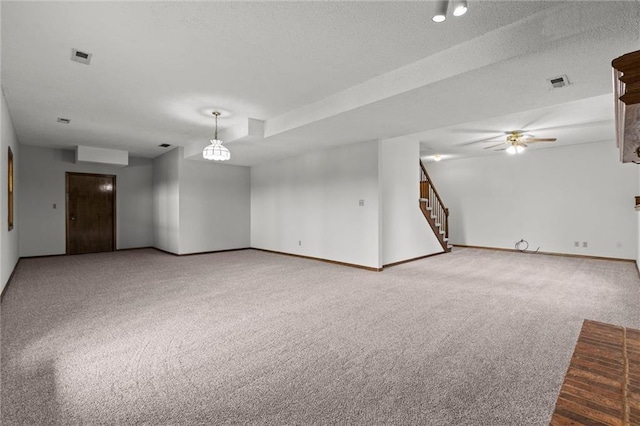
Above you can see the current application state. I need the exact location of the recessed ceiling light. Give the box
[57,117,71,124]
[71,48,92,65]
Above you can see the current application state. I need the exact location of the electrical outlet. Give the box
[582,242,588,248]
[298,240,301,246]
[359,199,364,207]
[53,203,57,209]
[574,241,579,247]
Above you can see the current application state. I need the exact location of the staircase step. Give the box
[419,199,433,210]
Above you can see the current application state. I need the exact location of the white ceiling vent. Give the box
[71,48,92,65]
[547,75,570,89]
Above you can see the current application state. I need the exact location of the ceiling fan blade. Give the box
[495,148,507,151]
[481,137,505,142]
[519,116,548,132]
[457,135,503,147]
[483,143,504,150]
[452,128,506,135]
[524,138,557,142]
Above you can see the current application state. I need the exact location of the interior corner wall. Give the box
[178,157,250,254]
[427,141,638,259]
[18,145,154,257]
[152,148,180,254]
[380,138,443,265]
[1,89,19,291]
[251,140,380,269]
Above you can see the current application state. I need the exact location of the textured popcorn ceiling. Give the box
[2,1,639,165]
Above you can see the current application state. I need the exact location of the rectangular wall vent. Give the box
[57,117,71,124]
[71,48,92,65]
[547,75,570,89]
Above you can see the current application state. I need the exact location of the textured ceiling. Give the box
[2,1,639,165]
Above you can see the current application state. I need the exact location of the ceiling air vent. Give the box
[547,75,570,89]
[71,48,92,65]
[57,117,71,124]
[159,144,171,148]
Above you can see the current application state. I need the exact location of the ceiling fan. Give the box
[483,131,557,154]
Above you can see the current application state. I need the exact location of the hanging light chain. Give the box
[213,111,220,140]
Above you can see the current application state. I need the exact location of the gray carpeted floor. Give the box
[1,248,639,425]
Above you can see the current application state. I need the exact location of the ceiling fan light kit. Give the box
[506,145,525,155]
[484,130,557,155]
[203,111,231,161]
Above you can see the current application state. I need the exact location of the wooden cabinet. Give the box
[612,50,640,164]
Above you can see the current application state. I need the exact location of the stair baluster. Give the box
[419,161,451,252]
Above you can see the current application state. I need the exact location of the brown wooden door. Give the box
[66,173,116,255]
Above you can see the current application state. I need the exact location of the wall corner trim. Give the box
[383,251,447,268]
[253,248,383,272]
[453,244,636,263]
[0,258,21,302]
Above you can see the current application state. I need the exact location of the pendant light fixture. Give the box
[203,111,230,161]
[432,0,448,22]
[432,0,467,22]
[452,0,468,17]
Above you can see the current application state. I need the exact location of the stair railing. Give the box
[419,161,449,240]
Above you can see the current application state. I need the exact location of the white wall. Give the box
[178,157,250,254]
[152,148,251,255]
[116,157,154,249]
[152,148,180,254]
[251,140,381,269]
[637,167,640,270]
[1,89,19,290]
[380,138,443,265]
[428,141,638,259]
[19,145,154,256]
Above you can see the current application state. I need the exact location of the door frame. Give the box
[65,172,117,255]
